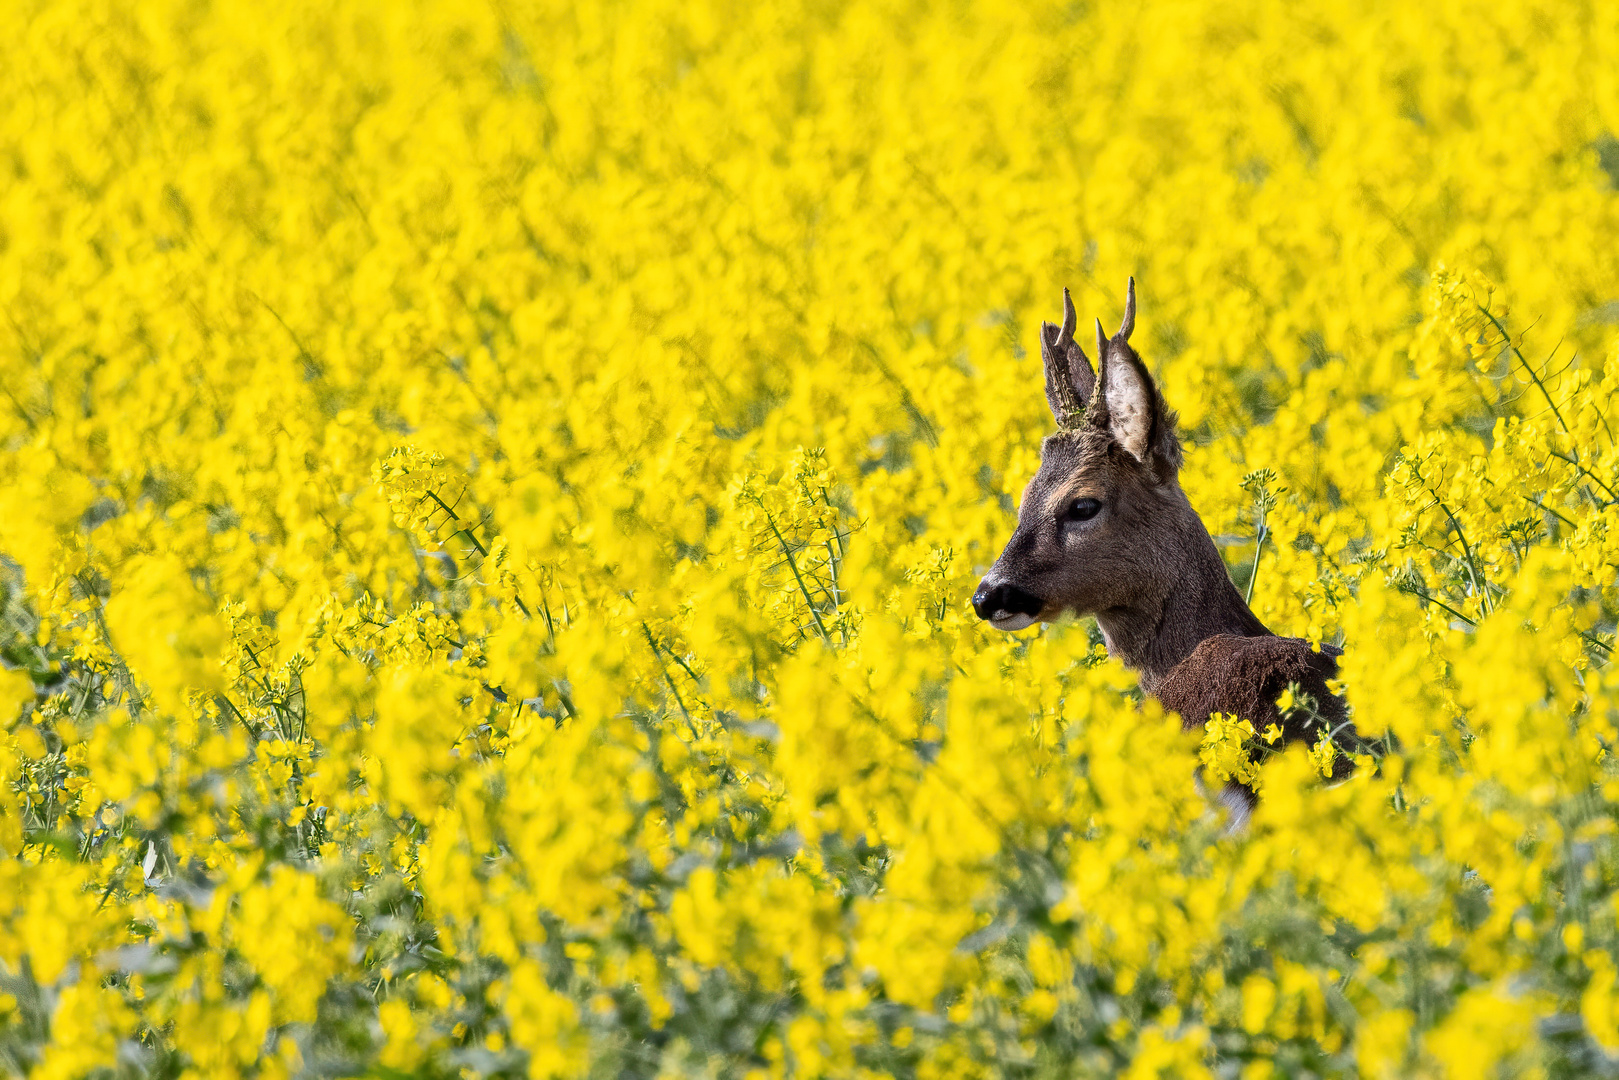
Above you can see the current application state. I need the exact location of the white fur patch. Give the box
[1217,784,1252,835]
[1105,360,1152,462]
[1195,773,1253,836]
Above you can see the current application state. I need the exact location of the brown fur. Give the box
[1156,635,1353,782]
[973,280,1357,796]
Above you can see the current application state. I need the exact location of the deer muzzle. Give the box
[971,579,1044,631]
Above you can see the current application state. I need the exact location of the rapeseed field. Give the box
[3,0,1619,1076]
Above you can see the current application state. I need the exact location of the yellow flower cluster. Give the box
[2,0,1619,1076]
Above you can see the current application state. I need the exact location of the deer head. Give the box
[971,279,1261,680]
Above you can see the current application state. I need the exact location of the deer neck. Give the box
[1094,495,1270,690]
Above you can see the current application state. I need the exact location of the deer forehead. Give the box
[1037,431,1104,473]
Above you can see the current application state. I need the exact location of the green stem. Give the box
[1546,450,1619,505]
[1425,488,1490,614]
[424,490,490,557]
[1476,303,1569,435]
[1522,493,1578,530]
[764,511,830,642]
[1397,585,1475,627]
[1245,522,1267,606]
[642,623,698,739]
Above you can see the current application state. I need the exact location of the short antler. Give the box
[1119,276,1136,341]
[1057,286,1078,353]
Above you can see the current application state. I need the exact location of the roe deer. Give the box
[971,280,1352,816]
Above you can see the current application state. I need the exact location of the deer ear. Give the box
[1041,287,1093,428]
[1060,287,1096,406]
[1092,279,1181,475]
[1099,343,1156,463]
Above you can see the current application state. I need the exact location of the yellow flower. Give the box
[0,0,1616,1074]
[1200,713,1260,788]
[1307,731,1338,778]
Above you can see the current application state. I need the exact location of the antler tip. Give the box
[1058,287,1077,344]
[1119,277,1137,340]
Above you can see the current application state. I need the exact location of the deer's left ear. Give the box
[1091,278,1182,476]
[1041,287,1094,429]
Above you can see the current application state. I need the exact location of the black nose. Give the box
[971,580,1045,621]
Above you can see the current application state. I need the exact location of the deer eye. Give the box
[1064,497,1102,522]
